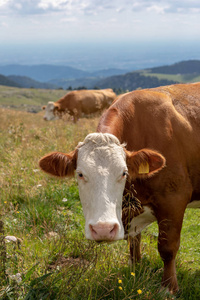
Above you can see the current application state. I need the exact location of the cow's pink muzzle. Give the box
[89,222,119,241]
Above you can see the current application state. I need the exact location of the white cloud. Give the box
[0,0,200,17]
[0,0,200,46]
[60,16,77,23]
[147,4,170,14]
[38,0,71,10]
[130,0,200,14]
[115,7,125,13]
[0,21,8,27]
[0,0,9,6]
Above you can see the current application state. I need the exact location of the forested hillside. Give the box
[8,75,57,89]
[96,72,176,90]
[0,74,21,87]
[148,60,200,74]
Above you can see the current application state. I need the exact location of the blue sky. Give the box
[0,1,200,69]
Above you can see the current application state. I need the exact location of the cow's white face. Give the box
[43,102,57,121]
[39,132,166,243]
[76,133,127,241]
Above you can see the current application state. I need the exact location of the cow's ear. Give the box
[126,149,166,179]
[39,150,77,177]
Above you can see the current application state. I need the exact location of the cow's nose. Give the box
[89,222,119,241]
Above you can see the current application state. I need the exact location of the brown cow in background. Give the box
[43,89,116,123]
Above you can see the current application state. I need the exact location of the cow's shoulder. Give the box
[112,84,200,127]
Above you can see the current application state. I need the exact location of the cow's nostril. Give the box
[110,223,118,238]
[110,225,116,233]
[89,224,97,235]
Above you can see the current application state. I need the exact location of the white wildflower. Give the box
[5,236,18,243]
[62,198,68,202]
[10,273,22,283]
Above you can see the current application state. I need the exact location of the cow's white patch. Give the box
[187,200,200,208]
[76,133,127,241]
[43,101,57,121]
[127,206,156,238]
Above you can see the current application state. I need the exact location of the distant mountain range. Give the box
[0,64,90,82]
[0,64,128,82]
[7,75,58,89]
[0,60,200,91]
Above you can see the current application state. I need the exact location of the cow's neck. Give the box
[97,107,125,142]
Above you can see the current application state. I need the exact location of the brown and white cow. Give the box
[43,89,116,123]
[39,82,200,293]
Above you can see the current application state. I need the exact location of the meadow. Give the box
[142,72,200,84]
[0,97,200,299]
[0,86,67,112]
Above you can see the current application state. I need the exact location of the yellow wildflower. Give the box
[131,272,135,276]
[85,279,88,281]
[137,289,142,294]
[4,201,7,204]
[119,286,123,290]
[118,279,122,284]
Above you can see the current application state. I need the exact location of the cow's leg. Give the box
[73,115,77,123]
[129,233,141,264]
[156,200,187,293]
[72,108,81,123]
[72,110,78,123]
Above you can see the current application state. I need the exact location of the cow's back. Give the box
[78,90,116,113]
[74,90,101,113]
[56,91,77,111]
[153,83,200,130]
[95,89,117,107]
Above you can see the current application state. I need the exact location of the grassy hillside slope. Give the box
[142,60,200,83]
[142,72,200,83]
[0,85,68,112]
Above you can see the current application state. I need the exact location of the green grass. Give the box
[0,104,200,299]
[0,85,68,112]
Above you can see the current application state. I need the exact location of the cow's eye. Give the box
[78,173,83,178]
[122,171,128,178]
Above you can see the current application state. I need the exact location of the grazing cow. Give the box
[39,82,200,293]
[43,89,116,123]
